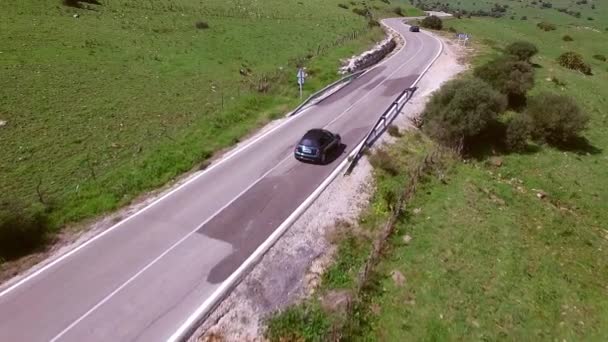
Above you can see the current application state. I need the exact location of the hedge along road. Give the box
[0,18,442,342]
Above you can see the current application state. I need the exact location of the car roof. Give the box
[303,129,331,138]
[299,129,331,146]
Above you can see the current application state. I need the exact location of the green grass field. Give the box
[0,0,421,250]
[351,3,608,341]
[268,2,608,341]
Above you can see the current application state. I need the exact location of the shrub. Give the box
[505,41,539,62]
[557,51,592,75]
[338,3,349,9]
[551,77,566,87]
[562,35,574,41]
[448,26,457,33]
[62,0,80,7]
[369,149,400,175]
[195,21,209,29]
[393,6,404,16]
[420,15,443,30]
[0,202,50,260]
[537,22,556,31]
[593,54,606,62]
[521,16,528,20]
[368,19,380,28]
[526,92,589,144]
[422,78,507,148]
[474,56,535,108]
[506,113,533,151]
[352,7,368,17]
[388,125,402,137]
[265,304,330,342]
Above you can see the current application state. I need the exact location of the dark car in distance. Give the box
[294,129,342,164]
[409,25,420,32]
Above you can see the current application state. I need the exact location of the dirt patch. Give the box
[191,33,467,342]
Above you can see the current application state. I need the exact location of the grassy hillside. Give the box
[351,6,608,342]
[267,3,608,341]
[0,0,422,259]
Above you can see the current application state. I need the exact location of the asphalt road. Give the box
[0,18,442,342]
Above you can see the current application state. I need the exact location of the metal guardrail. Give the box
[345,86,417,174]
[288,69,366,117]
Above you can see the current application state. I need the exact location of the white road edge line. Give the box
[48,155,293,342]
[50,29,424,340]
[0,18,414,299]
[168,21,445,342]
[45,21,427,340]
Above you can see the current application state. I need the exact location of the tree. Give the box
[421,78,507,149]
[505,41,538,62]
[557,51,592,75]
[526,92,589,144]
[474,56,535,108]
[506,113,533,151]
[420,15,443,30]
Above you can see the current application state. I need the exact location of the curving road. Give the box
[0,18,442,342]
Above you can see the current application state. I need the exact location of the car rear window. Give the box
[299,138,319,147]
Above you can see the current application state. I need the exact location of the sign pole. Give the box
[297,67,306,99]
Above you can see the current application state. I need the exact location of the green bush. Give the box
[338,3,349,9]
[387,125,402,137]
[474,56,535,108]
[368,19,380,28]
[505,41,539,62]
[393,6,404,16]
[537,21,556,31]
[593,54,606,62]
[369,149,400,175]
[352,7,368,17]
[526,92,589,144]
[506,113,533,151]
[421,78,507,148]
[195,21,209,30]
[0,202,50,260]
[562,35,574,42]
[421,15,443,30]
[557,52,592,75]
[265,303,330,342]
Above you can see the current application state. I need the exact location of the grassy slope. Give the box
[267,2,608,341]
[0,0,421,230]
[356,2,608,341]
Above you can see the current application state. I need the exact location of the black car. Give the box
[294,129,342,164]
[409,25,420,32]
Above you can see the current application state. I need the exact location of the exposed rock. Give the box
[0,120,6,127]
[339,34,397,74]
[320,290,352,314]
[536,191,547,199]
[391,270,406,287]
[489,157,503,167]
[370,303,381,315]
[402,234,413,245]
[412,208,422,215]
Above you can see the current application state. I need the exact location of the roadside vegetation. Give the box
[267,2,608,341]
[0,0,422,263]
